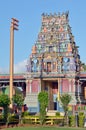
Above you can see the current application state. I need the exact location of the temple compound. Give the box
[24,12,86,113]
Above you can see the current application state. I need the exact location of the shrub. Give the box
[0,114,3,119]
[8,114,19,122]
[78,112,85,127]
[54,119,63,125]
[56,112,60,116]
[22,118,32,124]
[38,91,48,125]
[0,114,5,125]
[22,111,30,117]
[69,115,75,127]
[0,94,10,122]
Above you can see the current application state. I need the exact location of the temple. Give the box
[24,12,86,113]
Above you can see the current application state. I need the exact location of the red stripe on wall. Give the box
[62,79,69,92]
[31,80,39,93]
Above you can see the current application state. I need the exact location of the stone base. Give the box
[46,110,57,116]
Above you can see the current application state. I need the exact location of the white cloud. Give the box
[14,59,27,73]
[0,59,27,74]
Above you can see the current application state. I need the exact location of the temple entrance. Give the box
[42,80,58,110]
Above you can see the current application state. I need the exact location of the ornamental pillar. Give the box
[26,79,29,95]
[29,80,32,93]
[69,79,71,92]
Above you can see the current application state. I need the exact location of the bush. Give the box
[38,91,48,125]
[0,114,3,120]
[22,118,32,124]
[54,119,63,125]
[78,112,85,127]
[79,112,84,116]
[56,112,60,116]
[7,113,19,123]
[0,114,6,125]
[22,111,30,117]
[69,115,75,127]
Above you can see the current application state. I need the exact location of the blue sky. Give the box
[0,0,86,73]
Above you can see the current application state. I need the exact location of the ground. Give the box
[3,126,85,130]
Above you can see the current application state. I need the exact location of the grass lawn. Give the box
[4,126,85,130]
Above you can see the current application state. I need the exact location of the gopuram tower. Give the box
[25,12,81,113]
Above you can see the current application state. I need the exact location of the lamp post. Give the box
[75,111,78,127]
[84,111,86,127]
[9,18,19,108]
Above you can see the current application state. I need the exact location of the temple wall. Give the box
[61,78,75,93]
[62,79,69,92]
[26,79,40,94]
[24,79,41,113]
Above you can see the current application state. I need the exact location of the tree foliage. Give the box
[38,91,48,125]
[38,91,48,107]
[78,112,85,127]
[0,94,10,122]
[0,94,10,107]
[82,63,86,71]
[81,62,86,71]
[60,93,72,125]
[60,93,71,113]
[12,94,24,109]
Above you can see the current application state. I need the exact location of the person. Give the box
[24,104,28,111]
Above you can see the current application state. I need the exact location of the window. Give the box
[51,28,54,32]
[49,46,53,52]
[50,35,53,40]
[53,62,56,71]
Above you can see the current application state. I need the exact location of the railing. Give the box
[22,116,40,124]
[22,116,64,125]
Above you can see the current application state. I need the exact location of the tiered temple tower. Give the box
[24,12,81,113]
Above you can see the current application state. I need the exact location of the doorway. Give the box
[52,82,58,110]
[43,80,58,110]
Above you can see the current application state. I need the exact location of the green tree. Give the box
[0,94,10,122]
[12,94,24,124]
[60,93,72,125]
[38,91,48,125]
[82,63,86,71]
[12,94,24,111]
